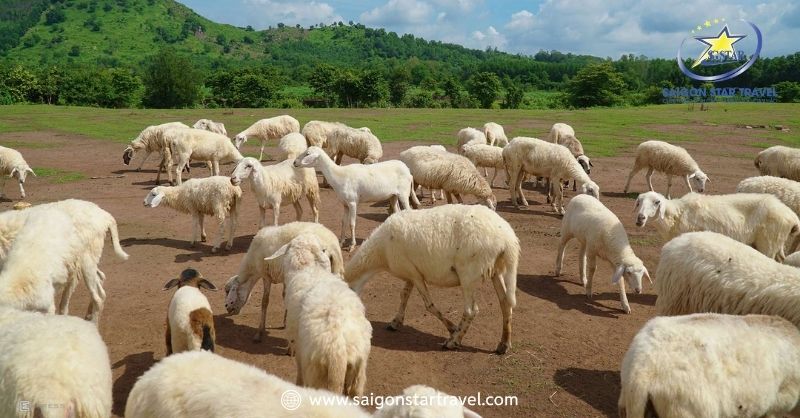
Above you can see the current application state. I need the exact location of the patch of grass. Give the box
[750,141,778,149]
[33,167,85,183]
[0,140,60,149]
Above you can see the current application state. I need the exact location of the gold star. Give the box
[704,20,712,27]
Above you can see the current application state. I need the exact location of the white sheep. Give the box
[0,307,112,418]
[623,140,709,199]
[277,132,308,160]
[294,146,419,251]
[399,146,496,210]
[345,204,519,354]
[555,194,651,314]
[193,118,227,136]
[302,120,348,148]
[754,145,800,180]
[737,175,800,251]
[235,115,301,161]
[266,234,372,396]
[326,125,383,164]
[655,231,800,328]
[455,127,487,153]
[230,157,320,227]
[143,176,242,252]
[618,313,800,418]
[413,145,447,203]
[634,191,800,261]
[224,221,344,342]
[163,268,217,355]
[460,143,505,187]
[124,351,372,418]
[502,137,600,214]
[546,123,592,191]
[483,122,508,147]
[166,127,244,185]
[123,121,190,184]
[373,385,483,418]
[0,145,35,199]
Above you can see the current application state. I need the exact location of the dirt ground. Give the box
[0,126,771,417]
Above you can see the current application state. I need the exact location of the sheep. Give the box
[294,146,419,252]
[623,140,709,199]
[224,221,344,343]
[655,231,800,328]
[302,120,348,147]
[230,157,320,227]
[546,123,592,192]
[235,115,301,161]
[193,118,227,136]
[163,268,217,355]
[618,313,800,418]
[357,126,372,133]
[326,125,383,164]
[0,307,112,418]
[277,132,308,160]
[345,204,519,354]
[460,143,505,187]
[143,176,241,252]
[123,121,190,184]
[483,122,508,147]
[399,146,496,210]
[266,234,372,396]
[374,385,483,418]
[455,127,487,153]
[0,145,35,199]
[413,145,447,203]
[737,175,800,252]
[634,191,800,261]
[166,127,244,185]
[555,194,651,314]
[754,145,800,180]
[502,137,600,214]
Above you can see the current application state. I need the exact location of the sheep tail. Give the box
[108,219,129,261]
[201,324,215,352]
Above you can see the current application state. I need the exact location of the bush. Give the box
[467,72,502,109]
[45,7,66,25]
[776,81,800,103]
[565,62,627,107]
[142,48,201,108]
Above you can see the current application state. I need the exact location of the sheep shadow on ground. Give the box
[516,274,620,318]
[495,202,563,219]
[553,367,620,418]
[358,212,390,223]
[119,237,249,261]
[601,191,638,199]
[112,350,156,416]
[370,320,495,354]
[592,291,657,307]
[214,315,288,356]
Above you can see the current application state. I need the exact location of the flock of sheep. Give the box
[2,113,800,417]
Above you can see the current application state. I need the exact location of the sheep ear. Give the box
[643,267,653,285]
[198,279,218,291]
[589,160,594,167]
[224,275,238,293]
[611,265,625,284]
[658,201,666,219]
[688,173,696,179]
[149,193,165,208]
[264,243,290,262]
[705,177,711,183]
[463,408,484,418]
[26,167,35,176]
[162,279,180,291]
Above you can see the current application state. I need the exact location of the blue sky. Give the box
[177,0,799,58]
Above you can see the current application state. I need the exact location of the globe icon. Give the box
[281,390,302,411]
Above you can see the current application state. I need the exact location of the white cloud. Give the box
[360,0,434,25]
[430,0,482,13]
[507,10,534,31]
[243,0,343,26]
[470,25,507,49]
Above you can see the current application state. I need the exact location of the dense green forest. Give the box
[1,0,799,109]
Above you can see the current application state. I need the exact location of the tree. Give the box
[142,48,201,108]
[565,62,626,107]
[388,67,410,106]
[357,69,388,106]
[776,81,800,103]
[467,72,501,109]
[308,63,340,106]
[44,7,66,25]
[502,77,524,109]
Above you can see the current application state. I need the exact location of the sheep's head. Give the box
[224,275,253,314]
[264,234,331,275]
[144,187,166,208]
[193,119,210,130]
[357,127,372,133]
[233,133,248,149]
[580,180,600,200]
[576,155,592,174]
[9,165,35,185]
[163,268,217,291]
[634,191,666,227]
[612,263,651,295]
[230,157,258,186]
[688,170,709,193]
[294,147,324,168]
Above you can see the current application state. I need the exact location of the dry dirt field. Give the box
[0,125,776,417]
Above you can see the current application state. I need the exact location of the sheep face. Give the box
[223,275,253,315]
[634,192,665,227]
[264,234,332,274]
[577,155,592,174]
[144,187,166,208]
[230,158,258,186]
[689,171,709,193]
[192,120,210,130]
[580,181,600,200]
[163,268,218,291]
[612,264,650,294]
[293,147,324,169]
[233,134,248,149]
[9,165,35,185]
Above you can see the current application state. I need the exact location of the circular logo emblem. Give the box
[281,390,302,411]
[677,18,762,82]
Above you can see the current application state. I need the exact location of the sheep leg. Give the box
[339,202,349,244]
[85,270,107,321]
[211,216,225,253]
[585,254,597,299]
[515,170,529,207]
[555,232,573,276]
[683,175,693,195]
[483,166,489,178]
[0,177,5,198]
[199,215,207,242]
[490,270,514,354]
[226,208,237,251]
[293,201,303,221]
[490,167,498,187]
[136,151,151,171]
[578,242,587,287]
[551,182,565,214]
[254,279,271,342]
[18,180,25,199]
[387,196,398,214]
[454,193,463,203]
[387,281,414,331]
[212,160,220,176]
[272,202,281,226]
[82,261,106,324]
[618,275,631,314]
[190,214,199,247]
[57,275,78,315]
[623,164,642,194]
[307,194,320,223]
[645,168,655,192]
[444,277,479,350]
[259,141,266,161]
[259,206,267,229]
[295,355,304,386]
[666,175,673,199]
[445,191,454,204]
[415,280,458,334]
[347,201,358,252]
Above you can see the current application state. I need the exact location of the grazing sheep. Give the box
[0,307,112,418]
[0,145,35,199]
[125,351,372,418]
[623,140,709,199]
[502,137,600,214]
[301,120,349,148]
[483,122,508,147]
[326,125,383,164]
[555,195,651,314]
[230,157,320,227]
[163,268,217,355]
[635,191,800,261]
[234,115,300,161]
[345,204,519,354]
[655,231,800,327]
[546,123,592,191]
[618,313,800,418]
[461,143,505,187]
[413,145,447,203]
[166,127,244,185]
[399,146,496,210]
[224,222,344,342]
[143,176,242,252]
[455,127,487,153]
[754,145,800,180]
[374,385,483,418]
[294,147,418,251]
[123,122,190,184]
[193,118,227,137]
[277,132,308,160]
[266,234,372,396]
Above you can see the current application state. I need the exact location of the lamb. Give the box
[655,231,800,328]
[0,145,35,199]
[483,122,508,147]
[0,307,112,418]
[635,191,800,261]
[123,121,190,184]
[399,146,496,210]
[555,194,651,314]
[266,234,372,396]
[374,385,483,418]
[230,157,319,227]
[546,123,592,191]
[455,127,487,153]
[277,132,308,160]
[345,204,519,354]
[163,268,217,355]
[125,351,373,418]
[754,145,800,180]
[193,118,228,137]
[143,176,242,252]
[235,115,301,161]
[618,313,800,418]
[302,120,348,147]
[224,221,344,342]
[623,140,709,199]
[326,125,383,164]
[294,146,419,251]
[166,127,244,185]
[502,137,600,214]
[460,143,505,187]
